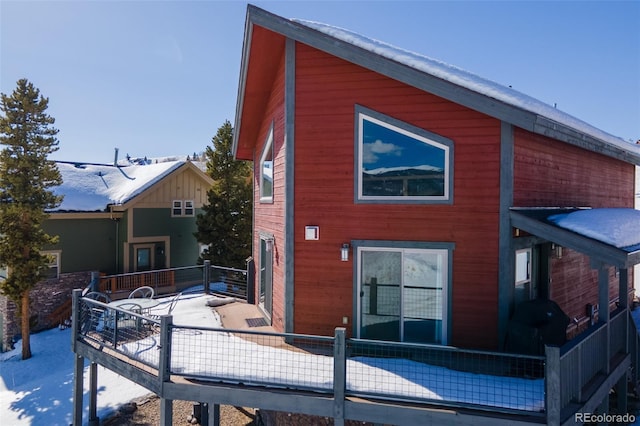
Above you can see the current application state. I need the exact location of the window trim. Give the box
[184,200,194,216]
[172,200,183,217]
[259,124,274,203]
[354,105,454,204]
[172,199,195,217]
[42,250,61,279]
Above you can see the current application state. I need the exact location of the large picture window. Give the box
[356,106,453,203]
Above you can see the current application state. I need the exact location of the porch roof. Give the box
[510,207,640,269]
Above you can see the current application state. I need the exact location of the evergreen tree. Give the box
[0,79,62,360]
[195,120,252,269]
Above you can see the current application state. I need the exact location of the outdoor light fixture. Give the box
[341,243,350,262]
[553,244,563,259]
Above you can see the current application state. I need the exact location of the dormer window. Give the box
[356,106,453,203]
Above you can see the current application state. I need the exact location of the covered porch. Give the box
[510,207,640,422]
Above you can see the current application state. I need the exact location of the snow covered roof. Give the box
[50,160,193,212]
[511,208,640,268]
[548,208,640,251]
[235,6,640,165]
[292,19,639,163]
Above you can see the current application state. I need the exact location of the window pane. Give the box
[172,200,182,216]
[184,200,194,216]
[403,251,445,344]
[137,248,151,271]
[260,130,274,201]
[361,117,446,198]
[515,249,531,284]
[360,250,401,341]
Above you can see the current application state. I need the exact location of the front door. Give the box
[259,237,273,319]
[357,247,449,344]
[134,244,154,272]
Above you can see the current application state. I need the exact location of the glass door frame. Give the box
[353,240,454,345]
[258,233,274,321]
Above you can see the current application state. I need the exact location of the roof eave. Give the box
[240,5,640,165]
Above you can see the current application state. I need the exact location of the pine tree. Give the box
[0,79,63,360]
[195,120,252,269]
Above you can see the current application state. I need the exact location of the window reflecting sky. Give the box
[362,119,445,172]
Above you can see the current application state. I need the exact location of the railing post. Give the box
[203,260,211,294]
[159,315,173,425]
[71,289,83,426]
[246,257,255,304]
[71,289,82,352]
[545,345,561,426]
[333,327,346,426]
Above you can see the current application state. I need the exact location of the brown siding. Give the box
[291,44,502,349]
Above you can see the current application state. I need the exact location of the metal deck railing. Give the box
[72,289,635,425]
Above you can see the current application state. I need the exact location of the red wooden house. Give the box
[232,5,640,352]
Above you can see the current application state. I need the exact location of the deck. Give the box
[70,290,638,426]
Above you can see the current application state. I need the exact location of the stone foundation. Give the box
[0,271,93,351]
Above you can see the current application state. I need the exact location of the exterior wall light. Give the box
[341,243,350,262]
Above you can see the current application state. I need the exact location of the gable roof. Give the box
[50,160,211,212]
[233,5,640,165]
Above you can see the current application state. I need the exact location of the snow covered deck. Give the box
[71,290,636,425]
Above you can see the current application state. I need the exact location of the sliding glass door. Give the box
[358,246,449,344]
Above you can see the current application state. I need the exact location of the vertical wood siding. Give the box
[292,44,502,349]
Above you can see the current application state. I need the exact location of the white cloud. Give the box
[363,139,401,163]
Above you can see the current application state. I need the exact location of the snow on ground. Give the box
[0,293,221,425]
[1,292,545,425]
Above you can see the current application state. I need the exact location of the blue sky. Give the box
[1,0,638,163]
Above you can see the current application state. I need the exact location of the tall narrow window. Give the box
[260,126,274,203]
[356,106,453,203]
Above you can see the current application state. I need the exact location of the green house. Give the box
[0,158,213,350]
[45,159,213,275]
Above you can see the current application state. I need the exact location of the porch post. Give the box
[72,354,84,426]
[333,327,346,426]
[545,345,561,426]
[206,403,220,426]
[88,362,99,426]
[203,260,210,294]
[617,268,630,414]
[159,315,173,425]
[71,289,84,426]
[597,263,610,375]
[619,268,629,309]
